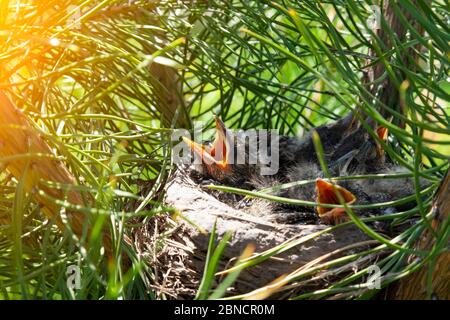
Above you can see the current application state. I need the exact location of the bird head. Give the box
[183,116,234,180]
[315,179,357,225]
[328,123,389,175]
[356,124,389,169]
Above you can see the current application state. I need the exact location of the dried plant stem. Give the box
[0,91,112,251]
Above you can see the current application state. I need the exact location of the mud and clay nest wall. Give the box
[133,166,394,299]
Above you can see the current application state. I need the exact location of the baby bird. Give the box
[182,116,234,182]
[182,116,261,187]
[328,119,389,175]
[280,161,421,225]
[182,113,359,185]
[182,115,316,186]
[182,114,420,226]
[276,113,358,167]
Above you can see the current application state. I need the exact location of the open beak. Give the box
[315,179,356,224]
[375,126,388,159]
[182,116,231,171]
[376,126,388,141]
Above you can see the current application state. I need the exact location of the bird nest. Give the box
[132,115,421,299]
[134,166,397,299]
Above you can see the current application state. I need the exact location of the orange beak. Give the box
[182,116,231,171]
[376,126,388,141]
[375,126,388,158]
[315,179,356,224]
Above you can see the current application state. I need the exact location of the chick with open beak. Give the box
[315,179,357,225]
[182,116,235,183]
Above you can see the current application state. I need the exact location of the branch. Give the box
[388,167,450,299]
[0,91,114,253]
